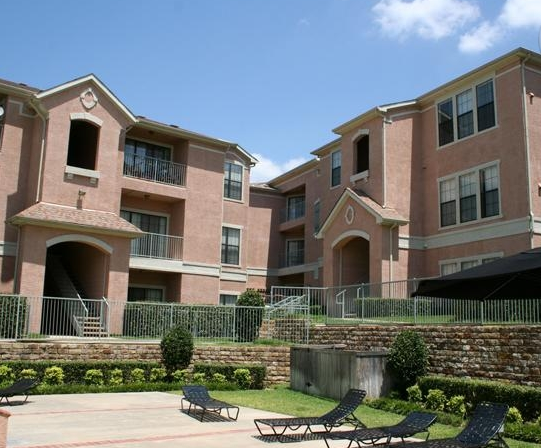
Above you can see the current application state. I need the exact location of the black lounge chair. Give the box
[323,411,437,448]
[391,402,509,448]
[254,388,367,442]
[181,385,239,421]
[0,378,39,405]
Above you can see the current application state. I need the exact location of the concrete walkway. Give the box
[3,392,330,448]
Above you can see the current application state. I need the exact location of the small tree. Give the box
[160,325,194,373]
[235,289,265,342]
[387,330,428,394]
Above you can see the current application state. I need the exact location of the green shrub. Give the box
[235,290,265,342]
[20,368,37,379]
[172,369,190,383]
[193,363,265,389]
[160,325,194,373]
[505,421,541,444]
[130,368,146,383]
[43,366,64,385]
[446,395,466,417]
[425,389,447,411]
[0,365,15,385]
[212,373,227,384]
[507,406,524,424]
[109,369,124,386]
[84,369,104,386]
[0,295,29,338]
[193,372,206,384]
[233,368,252,389]
[406,384,423,403]
[150,367,167,383]
[387,330,428,394]
[418,375,541,421]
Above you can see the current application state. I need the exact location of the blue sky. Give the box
[2,0,541,182]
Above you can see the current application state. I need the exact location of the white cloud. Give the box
[372,0,480,40]
[250,154,309,183]
[298,18,310,27]
[459,21,503,53]
[499,0,541,28]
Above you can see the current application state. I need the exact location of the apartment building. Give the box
[1,47,540,309]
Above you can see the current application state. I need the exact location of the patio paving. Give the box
[3,391,331,448]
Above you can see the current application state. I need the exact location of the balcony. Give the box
[130,232,183,261]
[283,248,305,268]
[123,153,186,187]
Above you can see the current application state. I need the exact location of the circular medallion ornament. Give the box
[345,205,355,225]
[80,88,98,110]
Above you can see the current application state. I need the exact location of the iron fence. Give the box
[0,295,310,344]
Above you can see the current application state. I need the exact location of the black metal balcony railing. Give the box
[123,153,186,187]
[130,232,183,260]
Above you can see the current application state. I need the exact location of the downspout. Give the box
[520,55,534,247]
[29,98,49,203]
[377,107,391,208]
[389,223,398,282]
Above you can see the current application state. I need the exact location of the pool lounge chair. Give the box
[390,402,510,448]
[254,388,367,442]
[181,385,239,421]
[323,411,437,448]
[0,378,39,405]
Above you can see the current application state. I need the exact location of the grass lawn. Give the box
[202,386,538,448]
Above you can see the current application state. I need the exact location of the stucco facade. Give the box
[1,48,541,313]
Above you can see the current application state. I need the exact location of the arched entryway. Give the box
[42,235,111,336]
[332,230,370,287]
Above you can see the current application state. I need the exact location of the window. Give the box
[67,120,99,170]
[219,294,237,305]
[287,196,305,220]
[331,150,341,187]
[286,240,304,267]
[224,162,243,200]
[440,254,502,275]
[221,226,240,265]
[120,210,167,234]
[125,138,171,161]
[439,163,499,227]
[128,286,164,302]
[121,210,168,258]
[437,79,495,146]
[313,200,321,233]
[355,136,369,173]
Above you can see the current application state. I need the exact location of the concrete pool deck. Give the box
[3,391,332,448]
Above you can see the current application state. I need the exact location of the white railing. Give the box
[130,232,183,260]
[123,153,187,187]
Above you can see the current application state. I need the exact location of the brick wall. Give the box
[1,324,540,387]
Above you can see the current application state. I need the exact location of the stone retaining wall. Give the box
[1,324,540,386]
[0,341,290,386]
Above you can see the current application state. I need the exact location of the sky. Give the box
[2,0,541,182]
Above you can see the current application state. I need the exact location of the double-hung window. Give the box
[221,226,240,265]
[439,163,500,227]
[286,240,304,267]
[437,79,495,146]
[440,253,502,275]
[224,162,243,200]
[331,150,341,187]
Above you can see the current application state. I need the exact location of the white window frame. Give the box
[330,149,341,188]
[221,224,242,266]
[437,161,501,229]
[223,160,244,202]
[219,291,239,306]
[439,252,504,275]
[436,77,497,148]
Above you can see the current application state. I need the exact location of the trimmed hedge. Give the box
[0,295,29,338]
[193,363,265,389]
[419,376,541,421]
[1,361,162,384]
